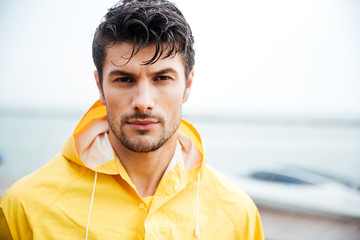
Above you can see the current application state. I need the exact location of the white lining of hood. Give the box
[75,118,113,168]
[162,141,184,177]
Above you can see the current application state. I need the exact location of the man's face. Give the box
[95,42,193,153]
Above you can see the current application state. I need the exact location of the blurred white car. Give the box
[227,164,360,219]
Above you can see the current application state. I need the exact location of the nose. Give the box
[131,81,154,113]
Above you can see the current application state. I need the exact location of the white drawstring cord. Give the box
[85,171,97,240]
[195,171,200,238]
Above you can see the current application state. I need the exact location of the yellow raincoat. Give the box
[0,101,264,239]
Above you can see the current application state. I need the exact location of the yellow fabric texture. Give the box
[0,100,264,240]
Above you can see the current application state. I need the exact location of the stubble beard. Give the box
[108,110,182,153]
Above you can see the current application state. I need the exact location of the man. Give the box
[0,0,264,239]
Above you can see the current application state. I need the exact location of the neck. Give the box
[110,132,178,198]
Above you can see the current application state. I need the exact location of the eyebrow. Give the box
[153,68,178,76]
[107,68,179,77]
[108,70,132,77]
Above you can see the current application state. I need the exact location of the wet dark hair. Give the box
[92,0,195,87]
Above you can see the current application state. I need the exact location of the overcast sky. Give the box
[0,0,359,118]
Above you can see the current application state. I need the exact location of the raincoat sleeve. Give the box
[253,209,264,240]
[0,192,33,240]
[0,209,12,240]
[0,205,13,240]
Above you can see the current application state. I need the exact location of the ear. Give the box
[183,70,194,103]
[94,70,106,105]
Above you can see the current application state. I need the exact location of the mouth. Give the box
[127,119,159,131]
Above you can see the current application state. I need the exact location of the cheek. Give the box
[104,93,127,115]
[158,88,184,107]
[163,94,184,119]
[158,82,186,100]
[103,86,129,106]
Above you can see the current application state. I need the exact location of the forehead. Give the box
[103,42,185,74]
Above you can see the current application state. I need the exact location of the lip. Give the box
[127,119,158,131]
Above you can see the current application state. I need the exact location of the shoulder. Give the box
[202,164,259,215]
[0,154,88,226]
[203,165,254,201]
[3,153,87,199]
[201,164,264,239]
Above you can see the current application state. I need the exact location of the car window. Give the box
[249,171,313,185]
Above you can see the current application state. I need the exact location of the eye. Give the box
[115,77,133,83]
[154,76,171,81]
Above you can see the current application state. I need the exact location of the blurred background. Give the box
[0,0,359,239]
